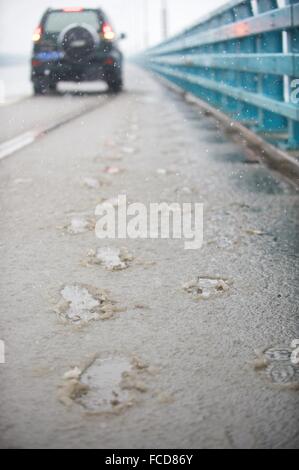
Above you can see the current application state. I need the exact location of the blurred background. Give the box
[0,0,226,100]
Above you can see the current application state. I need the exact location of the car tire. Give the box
[33,79,57,95]
[107,77,123,94]
[33,81,45,95]
[49,82,57,93]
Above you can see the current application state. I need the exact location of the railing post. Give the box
[218,8,241,118]
[286,0,299,148]
[234,0,258,123]
[255,0,288,133]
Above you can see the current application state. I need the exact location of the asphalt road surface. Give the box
[0,64,298,449]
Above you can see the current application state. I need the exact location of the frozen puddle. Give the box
[254,346,299,389]
[79,358,132,412]
[67,217,94,235]
[57,284,117,324]
[183,277,231,300]
[89,247,133,271]
[59,356,154,413]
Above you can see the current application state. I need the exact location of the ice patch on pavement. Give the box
[63,367,82,381]
[67,217,95,235]
[56,284,118,324]
[59,356,158,413]
[254,346,299,389]
[78,358,132,412]
[88,247,133,271]
[183,277,231,300]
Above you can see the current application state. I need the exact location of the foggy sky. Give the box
[0,0,227,57]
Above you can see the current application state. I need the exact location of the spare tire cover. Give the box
[59,24,98,62]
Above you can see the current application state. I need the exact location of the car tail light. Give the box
[101,23,115,41]
[32,59,42,67]
[104,57,114,65]
[33,26,43,42]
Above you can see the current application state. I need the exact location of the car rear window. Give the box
[44,11,100,33]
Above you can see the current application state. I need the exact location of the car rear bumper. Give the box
[31,53,122,83]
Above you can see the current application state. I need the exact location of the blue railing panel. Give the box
[148,8,294,56]
[139,0,299,150]
[150,54,298,76]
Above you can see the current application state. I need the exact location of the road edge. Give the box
[152,72,299,189]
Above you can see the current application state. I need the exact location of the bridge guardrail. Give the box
[139,0,299,150]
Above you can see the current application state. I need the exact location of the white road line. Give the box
[0,131,38,161]
[0,95,109,161]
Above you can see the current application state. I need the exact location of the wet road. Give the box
[0,64,298,449]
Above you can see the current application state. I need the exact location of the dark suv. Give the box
[31,7,125,94]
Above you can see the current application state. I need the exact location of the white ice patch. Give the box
[57,285,118,324]
[183,277,231,300]
[96,247,126,270]
[254,346,299,389]
[59,356,158,411]
[92,247,133,271]
[68,217,92,234]
[61,285,100,323]
[79,358,132,412]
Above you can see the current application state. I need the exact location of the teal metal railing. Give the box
[139,0,299,150]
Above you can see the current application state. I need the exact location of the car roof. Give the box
[41,7,107,22]
[45,7,103,12]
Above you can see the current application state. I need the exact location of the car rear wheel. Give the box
[33,80,46,95]
[33,79,57,95]
[107,77,123,94]
[49,82,57,93]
